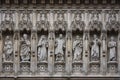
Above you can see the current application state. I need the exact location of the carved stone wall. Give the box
[0,9,120,79]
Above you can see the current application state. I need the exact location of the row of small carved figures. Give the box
[0,18,120,31]
[2,34,117,62]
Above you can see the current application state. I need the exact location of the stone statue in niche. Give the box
[89,12,102,31]
[1,12,14,30]
[54,13,67,31]
[36,13,50,31]
[71,13,85,31]
[38,35,48,61]
[55,34,65,61]
[3,36,13,61]
[90,34,101,61]
[106,13,120,31]
[73,35,83,61]
[20,34,31,61]
[108,36,117,61]
[19,12,32,30]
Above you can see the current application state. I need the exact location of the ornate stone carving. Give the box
[36,13,50,31]
[20,63,30,72]
[55,34,65,61]
[37,35,48,61]
[89,11,102,31]
[37,63,47,72]
[3,63,13,72]
[71,13,85,31]
[3,36,13,61]
[1,11,14,31]
[106,11,120,31]
[90,34,101,61]
[18,11,32,31]
[20,34,31,61]
[54,13,67,31]
[73,35,83,61]
[108,36,117,61]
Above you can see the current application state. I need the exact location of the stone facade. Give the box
[0,0,120,79]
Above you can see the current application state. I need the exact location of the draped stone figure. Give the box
[20,34,31,61]
[38,35,48,61]
[108,37,117,61]
[73,35,83,61]
[90,34,101,61]
[3,36,13,61]
[55,34,65,61]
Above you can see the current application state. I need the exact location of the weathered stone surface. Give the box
[0,0,120,79]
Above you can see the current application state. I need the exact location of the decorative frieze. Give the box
[0,9,120,77]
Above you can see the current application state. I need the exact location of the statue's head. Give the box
[6,36,10,40]
[75,14,81,21]
[22,13,28,21]
[109,14,116,22]
[5,13,10,21]
[41,35,46,40]
[93,14,99,21]
[23,34,28,39]
[57,13,64,21]
[93,34,97,39]
[76,35,80,40]
[41,14,46,21]
[59,34,63,39]
[111,36,114,41]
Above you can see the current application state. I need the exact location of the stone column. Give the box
[65,11,72,75]
[13,31,20,75]
[100,31,107,75]
[83,31,90,75]
[100,11,107,75]
[30,11,37,74]
[83,11,90,74]
[0,11,2,74]
[30,31,37,74]
[14,11,20,75]
[0,32,2,74]
[65,31,72,75]
[48,10,55,74]
[118,11,120,74]
[118,30,120,74]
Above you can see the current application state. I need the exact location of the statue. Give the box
[54,13,67,31]
[90,34,101,61]
[73,35,83,61]
[36,13,50,31]
[71,13,85,31]
[20,34,31,61]
[1,12,14,30]
[19,12,32,30]
[3,36,13,61]
[108,37,117,61]
[106,13,120,31]
[55,34,65,61]
[89,12,102,31]
[38,35,48,61]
